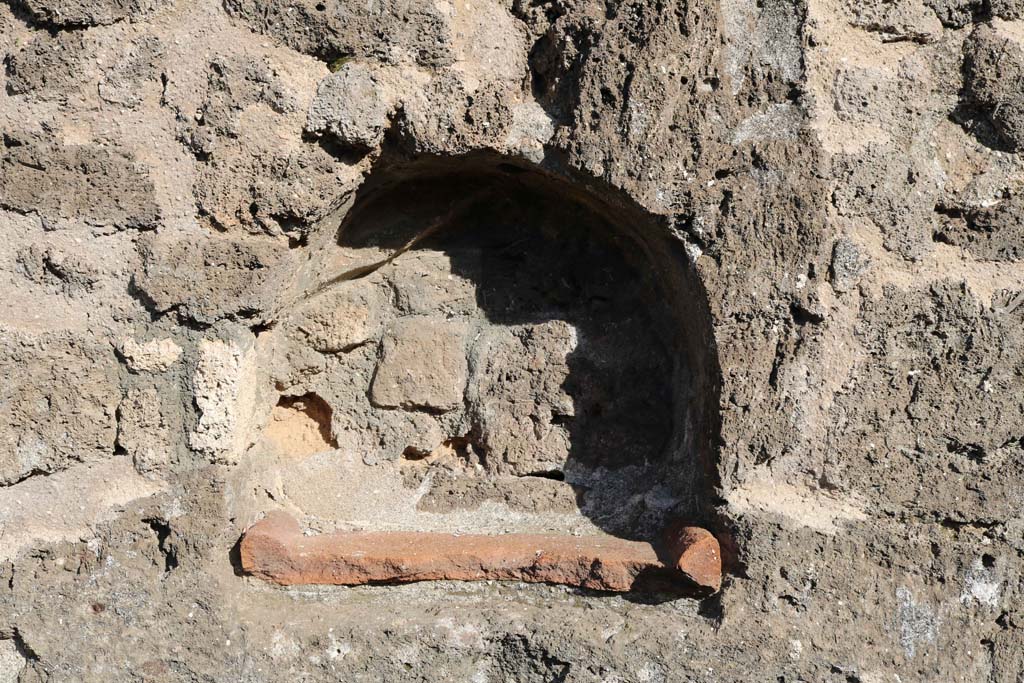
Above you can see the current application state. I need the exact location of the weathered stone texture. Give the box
[0,334,119,484]
[11,0,166,26]
[0,639,25,683]
[223,0,455,66]
[962,22,1024,152]
[305,62,400,151]
[134,233,287,324]
[119,337,183,374]
[117,385,173,474]
[0,135,160,231]
[2,0,1024,679]
[370,317,470,412]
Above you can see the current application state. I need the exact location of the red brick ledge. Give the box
[239,511,721,594]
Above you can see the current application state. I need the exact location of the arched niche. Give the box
[259,152,721,550]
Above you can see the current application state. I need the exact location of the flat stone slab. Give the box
[239,511,721,593]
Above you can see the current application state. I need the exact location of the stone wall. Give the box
[1,0,1022,680]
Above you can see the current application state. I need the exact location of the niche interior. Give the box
[241,154,722,593]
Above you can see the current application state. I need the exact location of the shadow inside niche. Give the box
[322,157,720,596]
[950,100,1019,154]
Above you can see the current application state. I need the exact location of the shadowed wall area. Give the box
[278,155,723,547]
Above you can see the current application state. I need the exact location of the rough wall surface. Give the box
[1,0,1023,681]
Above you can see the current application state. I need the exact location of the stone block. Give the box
[370,317,469,412]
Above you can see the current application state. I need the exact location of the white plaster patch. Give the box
[637,662,667,683]
[684,242,703,264]
[960,557,1001,608]
[994,17,1024,45]
[325,632,352,661]
[436,617,486,650]
[896,586,938,659]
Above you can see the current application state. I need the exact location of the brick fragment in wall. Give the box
[664,523,722,593]
[239,511,722,593]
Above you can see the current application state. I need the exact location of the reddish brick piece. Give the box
[663,522,722,593]
[240,512,722,593]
